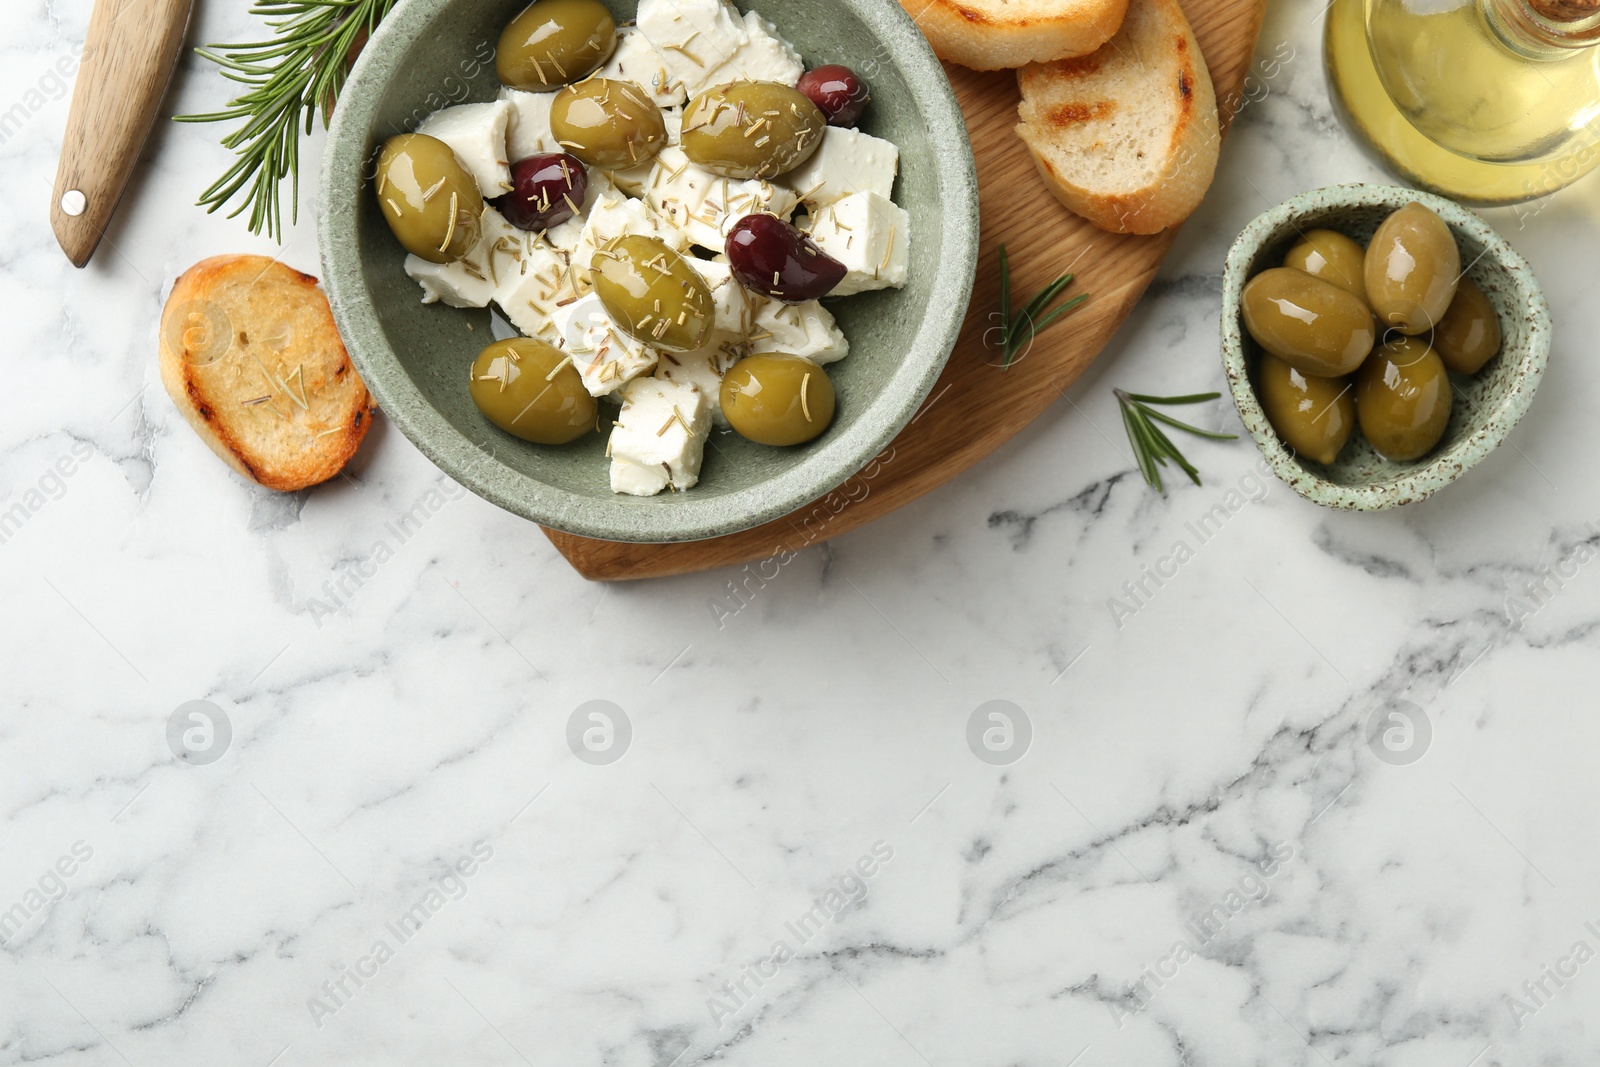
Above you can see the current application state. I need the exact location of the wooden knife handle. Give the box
[52,0,195,268]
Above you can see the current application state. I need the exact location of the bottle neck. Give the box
[1482,0,1600,55]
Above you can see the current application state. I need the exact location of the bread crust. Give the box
[159,255,376,492]
[1014,0,1220,234]
[900,0,1129,70]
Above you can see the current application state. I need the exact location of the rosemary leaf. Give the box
[990,245,1089,369]
[1133,411,1175,471]
[1018,272,1076,328]
[1142,419,1202,485]
[1027,293,1090,337]
[1138,405,1240,441]
[1120,398,1162,491]
[997,245,1012,352]
[1116,389,1238,493]
[1125,392,1223,406]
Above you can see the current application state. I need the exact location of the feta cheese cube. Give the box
[748,297,850,365]
[636,0,749,99]
[782,128,900,208]
[645,147,712,238]
[608,376,713,495]
[660,258,748,425]
[598,26,687,108]
[655,341,740,427]
[493,238,581,343]
[571,193,687,276]
[416,100,512,198]
[703,12,804,89]
[552,293,661,397]
[607,158,657,199]
[686,258,747,336]
[647,146,799,252]
[806,192,910,297]
[404,206,522,309]
[700,176,799,252]
[498,87,557,161]
[547,168,619,253]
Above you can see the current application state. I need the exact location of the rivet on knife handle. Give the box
[51,0,195,268]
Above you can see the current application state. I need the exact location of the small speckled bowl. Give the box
[1221,184,1550,511]
[319,0,977,543]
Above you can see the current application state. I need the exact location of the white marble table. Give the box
[5,1,1600,1064]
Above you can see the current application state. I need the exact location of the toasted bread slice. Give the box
[1015,0,1219,235]
[899,0,1128,70]
[159,255,376,492]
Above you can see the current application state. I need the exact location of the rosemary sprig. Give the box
[992,245,1089,368]
[1115,390,1237,493]
[175,0,397,242]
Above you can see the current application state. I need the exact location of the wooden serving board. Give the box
[545,0,1268,580]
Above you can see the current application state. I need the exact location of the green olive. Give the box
[680,82,827,180]
[1256,355,1356,466]
[721,354,836,446]
[1241,267,1377,378]
[550,78,667,170]
[1432,278,1501,375]
[469,338,596,444]
[497,0,616,92]
[1355,335,1452,462]
[1364,203,1461,335]
[375,134,483,263]
[1283,228,1367,303]
[591,235,715,353]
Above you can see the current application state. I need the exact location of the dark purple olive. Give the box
[797,65,871,128]
[726,214,847,304]
[493,152,589,232]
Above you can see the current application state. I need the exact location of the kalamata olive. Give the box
[1240,267,1376,378]
[470,338,596,445]
[492,153,589,231]
[797,65,871,127]
[722,354,836,446]
[680,82,826,180]
[1433,278,1502,375]
[497,0,617,92]
[1355,335,1452,461]
[591,235,715,353]
[726,214,846,303]
[550,78,667,170]
[1364,202,1461,335]
[375,134,484,263]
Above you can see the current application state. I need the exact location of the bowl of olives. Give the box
[318,0,977,542]
[1221,184,1551,511]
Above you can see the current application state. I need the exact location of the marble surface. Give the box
[4,1,1600,1065]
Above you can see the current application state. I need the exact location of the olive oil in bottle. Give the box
[1325,0,1600,203]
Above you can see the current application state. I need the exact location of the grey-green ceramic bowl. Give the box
[1222,184,1550,511]
[319,0,977,542]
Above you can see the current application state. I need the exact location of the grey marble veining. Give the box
[3,0,1600,1064]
